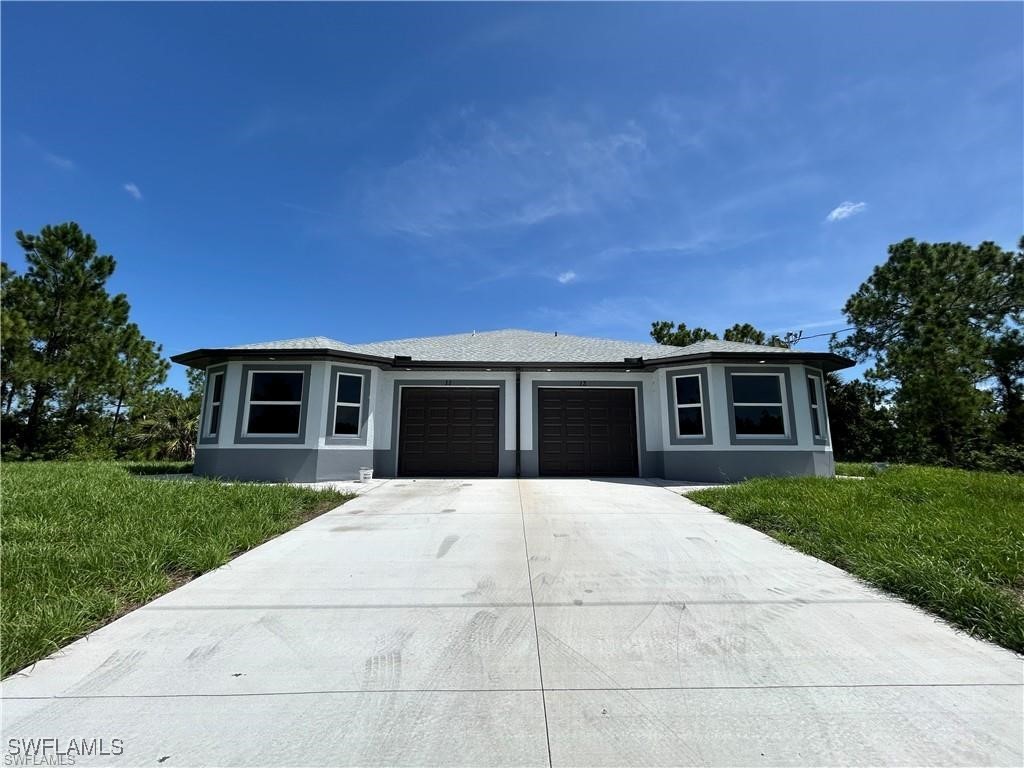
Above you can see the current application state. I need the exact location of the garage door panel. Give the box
[398,388,500,477]
[538,388,638,477]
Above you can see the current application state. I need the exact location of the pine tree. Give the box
[2,222,169,455]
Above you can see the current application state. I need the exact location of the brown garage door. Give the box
[398,387,500,477]
[538,388,639,477]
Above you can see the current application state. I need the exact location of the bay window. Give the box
[333,372,363,436]
[807,372,826,443]
[731,373,787,437]
[205,371,224,438]
[243,371,304,436]
[673,374,704,437]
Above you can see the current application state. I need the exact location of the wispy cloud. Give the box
[123,182,143,201]
[20,134,75,170]
[363,109,648,237]
[43,151,75,171]
[556,271,577,285]
[826,200,867,222]
[593,235,720,263]
[531,294,676,337]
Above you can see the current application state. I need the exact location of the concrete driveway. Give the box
[3,479,1021,767]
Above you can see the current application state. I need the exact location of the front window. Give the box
[673,374,704,437]
[732,373,786,436]
[243,371,304,436]
[807,374,824,439]
[205,372,223,437]
[333,373,363,436]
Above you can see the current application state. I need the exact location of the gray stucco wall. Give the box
[655,449,834,482]
[192,359,836,483]
[195,447,320,483]
[195,447,374,482]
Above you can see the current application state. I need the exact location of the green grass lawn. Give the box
[834,460,883,477]
[1,461,350,677]
[691,465,1024,653]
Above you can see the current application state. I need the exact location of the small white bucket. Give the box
[358,467,374,483]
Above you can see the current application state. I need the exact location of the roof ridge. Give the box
[226,335,354,350]
[351,327,687,350]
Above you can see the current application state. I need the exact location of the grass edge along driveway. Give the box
[2,461,350,677]
[691,465,1024,654]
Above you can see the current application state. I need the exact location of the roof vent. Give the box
[554,331,558,336]
[394,355,412,363]
[624,356,643,366]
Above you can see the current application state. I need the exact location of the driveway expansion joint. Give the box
[7,681,1019,702]
[518,479,554,768]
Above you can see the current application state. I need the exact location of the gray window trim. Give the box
[664,366,713,446]
[390,379,506,478]
[234,364,311,445]
[197,364,226,448]
[199,365,227,446]
[805,367,830,446]
[725,366,798,446]
[531,380,647,476]
[325,366,371,446]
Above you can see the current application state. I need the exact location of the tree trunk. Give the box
[110,388,125,439]
[24,382,49,454]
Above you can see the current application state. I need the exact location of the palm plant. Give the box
[131,390,199,460]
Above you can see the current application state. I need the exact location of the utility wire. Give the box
[789,326,856,344]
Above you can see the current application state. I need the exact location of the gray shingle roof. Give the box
[226,336,364,353]
[223,329,795,363]
[672,339,796,356]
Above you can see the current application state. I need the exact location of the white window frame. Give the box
[241,369,304,437]
[731,372,789,438]
[807,373,824,439]
[205,371,224,438]
[672,373,705,439]
[332,372,363,437]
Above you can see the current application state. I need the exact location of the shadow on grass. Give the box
[124,461,194,476]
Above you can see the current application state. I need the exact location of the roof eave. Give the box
[169,347,392,369]
[171,347,856,372]
[645,350,855,372]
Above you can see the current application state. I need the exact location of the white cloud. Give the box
[43,152,75,171]
[363,109,648,237]
[123,182,143,201]
[826,201,867,222]
[532,294,675,336]
[556,271,577,284]
[20,135,75,170]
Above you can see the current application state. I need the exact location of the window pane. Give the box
[251,372,303,402]
[211,373,223,403]
[247,404,301,434]
[732,374,781,404]
[675,376,701,405]
[209,404,221,435]
[337,373,362,405]
[677,406,703,436]
[807,377,818,405]
[811,408,822,438]
[734,405,785,435]
[334,405,360,435]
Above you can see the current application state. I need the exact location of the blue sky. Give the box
[3,3,1021,392]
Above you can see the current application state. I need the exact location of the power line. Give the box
[788,327,856,344]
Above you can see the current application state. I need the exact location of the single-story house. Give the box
[171,329,854,483]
